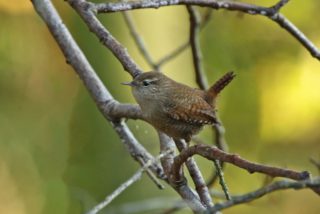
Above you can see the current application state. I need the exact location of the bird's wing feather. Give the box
[163,93,217,125]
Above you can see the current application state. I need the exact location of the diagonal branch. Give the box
[68,0,143,78]
[122,11,158,69]
[156,8,213,67]
[87,152,169,214]
[210,177,320,212]
[31,0,164,179]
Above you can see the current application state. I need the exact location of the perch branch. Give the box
[172,144,310,181]
[101,101,144,120]
[31,0,164,180]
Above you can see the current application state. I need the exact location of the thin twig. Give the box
[187,5,208,90]
[156,43,189,67]
[87,168,144,214]
[156,8,213,67]
[210,177,320,212]
[206,122,228,186]
[94,0,320,60]
[87,153,167,214]
[137,156,165,189]
[122,11,158,69]
[310,158,320,173]
[213,160,231,200]
[106,197,184,214]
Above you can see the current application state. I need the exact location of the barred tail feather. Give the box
[206,71,235,104]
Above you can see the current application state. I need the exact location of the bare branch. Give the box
[122,11,157,69]
[175,139,214,208]
[95,0,271,15]
[213,159,231,200]
[271,0,290,12]
[206,123,229,186]
[270,13,320,59]
[310,158,320,173]
[31,0,164,179]
[101,101,144,120]
[187,6,208,90]
[86,167,144,214]
[156,8,213,67]
[94,0,320,60]
[68,0,143,77]
[210,177,320,212]
[156,42,189,67]
[158,134,206,213]
[173,144,310,181]
[137,156,165,189]
[87,153,168,214]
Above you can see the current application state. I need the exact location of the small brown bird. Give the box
[122,71,235,142]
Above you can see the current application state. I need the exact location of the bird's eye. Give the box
[142,80,151,86]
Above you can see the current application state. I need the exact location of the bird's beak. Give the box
[121,81,134,86]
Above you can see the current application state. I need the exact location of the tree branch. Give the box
[101,101,144,120]
[187,6,208,90]
[173,144,310,181]
[122,11,158,70]
[31,0,164,180]
[86,152,168,214]
[210,177,320,212]
[94,0,320,60]
[158,133,207,213]
[156,8,212,67]
[175,139,214,208]
[68,0,143,77]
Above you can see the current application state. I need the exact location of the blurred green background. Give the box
[0,0,319,213]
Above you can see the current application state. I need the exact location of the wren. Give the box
[122,71,235,142]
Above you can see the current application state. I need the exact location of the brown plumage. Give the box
[122,71,235,141]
